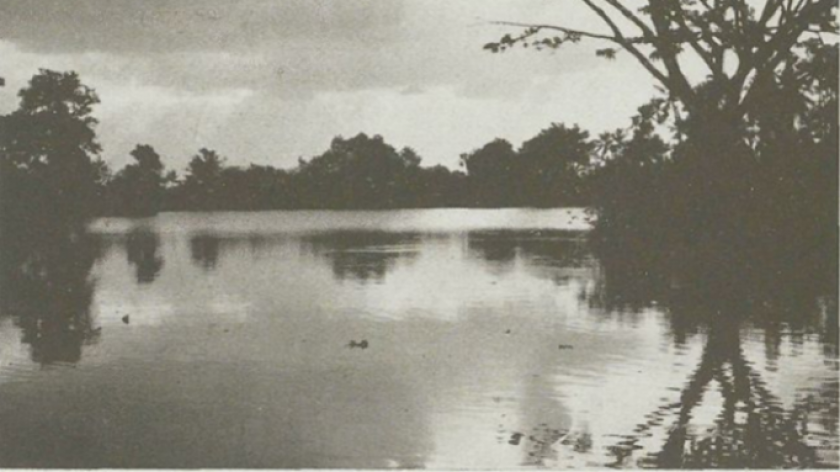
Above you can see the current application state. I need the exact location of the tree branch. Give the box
[759,0,784,29]
[602,0,656,38]
[698,0,742,53]
[579,0,682,104]
[669,6,726,79]
[683,9,725,59]
[645,0,700,107]
[490,21,620,42]
[736,0,834,116]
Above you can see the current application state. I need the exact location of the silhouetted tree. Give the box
[108,144,167,216]
[518,123,594,206]
[489,0,838,256]
[588,102,672,247]
[0,70,102,234]
[294,134,425,209]
[179,148,226,211]
[488,1,836,138]
[460,138,520,206]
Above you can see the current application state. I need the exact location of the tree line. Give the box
[104,126,596,214]
[1,71,603,219]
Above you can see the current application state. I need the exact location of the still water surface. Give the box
[0,209,836,468]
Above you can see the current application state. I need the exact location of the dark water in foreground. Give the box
[0,209,836,468]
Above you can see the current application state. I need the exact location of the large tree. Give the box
[488,0,837,278]
[109,144,167,216]
[181,148,226,211]
[460,138,521,207]
[487,0,837,149]
[0,70,102,229]
[295,134,421,208]
[518,123,594,206]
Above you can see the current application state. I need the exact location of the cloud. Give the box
[0,0,615,98]
[0,0,406,54]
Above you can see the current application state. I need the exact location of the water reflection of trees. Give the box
[462,233,835,467]
[186,230,424,283]
[602,318,824,468]
[126,228,164,284]
[190,233,221,271]
[301,232,422,283]
[466,231,589,283]
[587,248,838,468]
[0,228,102,365]
[466,233,518,270]
[188,233,288,271]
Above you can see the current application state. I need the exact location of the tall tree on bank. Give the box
[0,70,106,336]
[460,139,520,207]
[0,70,103,231]
[487,0,837,250]
[518,124,594,206]
[296,134,426,209]
[180,148,226,211]
[108,144,167,216]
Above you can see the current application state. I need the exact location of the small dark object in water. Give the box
[348,340,369,349]
[505,329,511,334]
[558,344,573,350]
[509,432,524,445]
[122,315,130,324]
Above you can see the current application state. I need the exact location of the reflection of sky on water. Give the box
[0,210,835,468]
[87,208,595,236]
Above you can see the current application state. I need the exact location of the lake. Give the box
[0,209,836,468]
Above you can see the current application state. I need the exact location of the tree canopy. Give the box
[488,0,837,128]
[1,70,102,228]
[106,145,168,216]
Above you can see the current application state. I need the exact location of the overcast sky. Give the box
[0,1,661,171]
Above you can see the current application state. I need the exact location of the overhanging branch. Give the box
[490,21,620,42]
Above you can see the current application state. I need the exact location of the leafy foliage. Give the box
[490,0,838,288]
[105,145,167,216]
[1,70,103,232]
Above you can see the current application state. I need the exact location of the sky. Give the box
[0,1,662,172]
